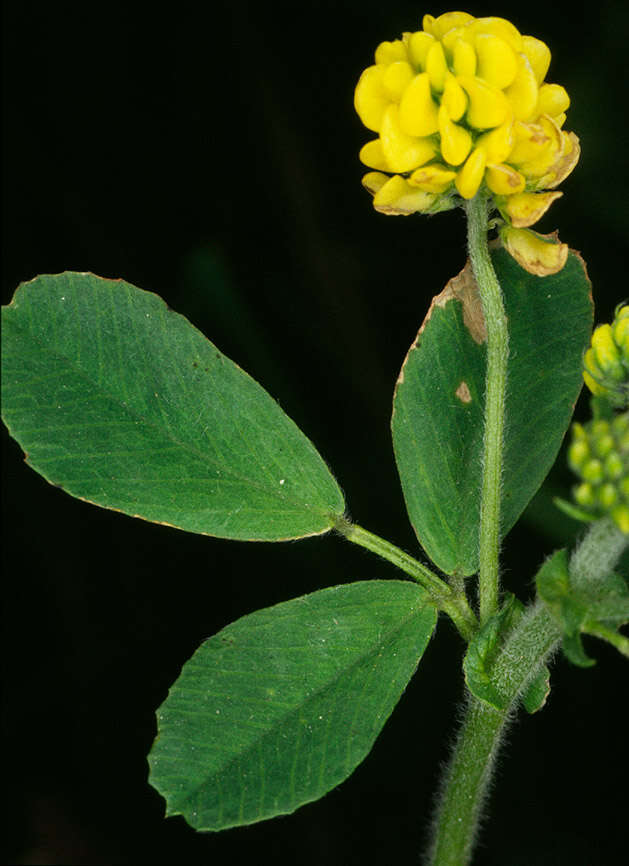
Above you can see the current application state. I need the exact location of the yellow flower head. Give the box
[354,12,579,274]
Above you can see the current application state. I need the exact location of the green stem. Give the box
[335,518,477,641]
[465,194,509,624]
[582,620,629,658]
[426,517,628,866]
[569,517,628,590]
[426,696,507,866]
[427,597,560,866]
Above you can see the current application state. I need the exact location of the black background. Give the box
[3,2,628,864]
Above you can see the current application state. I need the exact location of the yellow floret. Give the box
[438,103,472,165]
[398,73,440,136]
[355,66,390,132]
[381,105,438,172]
[474,34,518,89]
[456,148,487,199]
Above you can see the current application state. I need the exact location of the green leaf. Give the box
[535,549,572,608]
[536,548,629,666]
[463,594,551,712]
[392,248,592,576]
[463,602,510,710]
[148,579,437,830]
[1,273,345,540]
[536,549,594,666]
[521,666,551,715]
[562,631,595,667]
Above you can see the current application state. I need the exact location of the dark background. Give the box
[3,2,628,864]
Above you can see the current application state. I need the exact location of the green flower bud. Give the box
[567,437,589,469]
[574,482,595,508]
[598,483,617,509]
[567,411,629,533]
[593,431,614,459]
[582,458,604,483]
[604,452,624,480]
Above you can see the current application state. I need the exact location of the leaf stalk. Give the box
[335,518,477,640]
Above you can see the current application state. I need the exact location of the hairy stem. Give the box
[426,517,628,865]
[335,518,477,640]
[569,517,628,590]
[427,696,506,866]
[427,595,559,866]
[465,195,509,624]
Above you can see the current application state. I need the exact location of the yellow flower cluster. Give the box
[354,11,579,274]
[584,305,629,407]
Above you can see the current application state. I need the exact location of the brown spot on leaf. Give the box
[394,259,487,391]
[422,260,487,345]
[455,380,472,403]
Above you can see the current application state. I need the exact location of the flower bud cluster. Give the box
[568,413,629,533]
[583,305,629,407]
[354,11,579,274]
